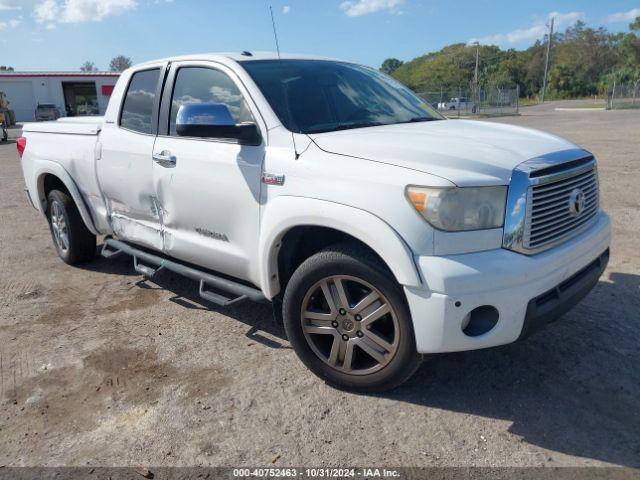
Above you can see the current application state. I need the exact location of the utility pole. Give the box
[541,16,554,104]
[473,42,480,87]
[473,41,480,110]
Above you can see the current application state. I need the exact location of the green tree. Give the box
[0,66,14,71]
[109,55,132,72]
[380,58,404,75]
[80,61,98,72]
[388,19,639,100]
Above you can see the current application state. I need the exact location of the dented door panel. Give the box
[97,124,163,251]
[150,136,263,284]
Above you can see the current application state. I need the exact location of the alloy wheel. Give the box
[300,275,400,375]
[50,201,70,253]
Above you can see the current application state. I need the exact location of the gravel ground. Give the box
[0,101,638,468]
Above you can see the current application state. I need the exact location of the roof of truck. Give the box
[133,52,340,67]
[0,71,120,78]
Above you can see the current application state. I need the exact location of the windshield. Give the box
[240,60,443,134]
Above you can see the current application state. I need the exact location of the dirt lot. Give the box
[0,101,638,468]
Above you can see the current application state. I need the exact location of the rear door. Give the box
[97,66,166,251]
[151,61,266,283]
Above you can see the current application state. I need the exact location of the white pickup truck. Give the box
[438,97,476,113]
[18,53,611,391]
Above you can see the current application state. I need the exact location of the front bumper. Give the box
[518,248,609,339]
[405,211,611,354]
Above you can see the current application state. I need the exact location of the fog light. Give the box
[462,306,499,337]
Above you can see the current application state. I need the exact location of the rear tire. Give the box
[47,189,96,265]
[283,242,422,392]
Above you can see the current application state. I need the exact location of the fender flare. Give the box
[33,161,99,235]
[258,196,422,299]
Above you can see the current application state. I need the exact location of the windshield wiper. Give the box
[398,117,439,124]
[306,121,384,134]
[333,121,385,131]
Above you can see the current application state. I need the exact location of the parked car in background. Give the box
[438,97,477,113]
[17,53,611,391]
[76,102,100,116]
[35,103,61,121]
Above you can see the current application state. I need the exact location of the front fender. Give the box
[258,196,422,299]
[32,160,99,235]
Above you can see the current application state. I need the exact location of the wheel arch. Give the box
[259,197,422,299]
[34,163,99,235]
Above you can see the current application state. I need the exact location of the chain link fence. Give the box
[417,86,520,117]
[607,82,640,109]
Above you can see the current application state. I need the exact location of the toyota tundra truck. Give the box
[17,53,611,391]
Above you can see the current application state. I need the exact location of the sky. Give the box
[1,0,639,71]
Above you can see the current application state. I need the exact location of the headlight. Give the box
[406,185,507,231]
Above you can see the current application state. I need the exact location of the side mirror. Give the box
[176,103,261,145]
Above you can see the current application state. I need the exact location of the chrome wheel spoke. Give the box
[304,310,335,325]
[59,231,70,250]
[342,340,355,372]
[319,280,338,315]
[50,201,69,253]
[353,290,380,314]
[327,338,355,372]
[363,328,394,353]
[331,277,350,310]
[327,337,345,366]
[302,325,336,336]
[357,337,387,364]
[361,303,391,328]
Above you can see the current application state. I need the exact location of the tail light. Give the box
[17,137,26,158]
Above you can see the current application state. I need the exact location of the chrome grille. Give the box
[524,162,599,251]
[502,149,601,255]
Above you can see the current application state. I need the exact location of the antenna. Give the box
[269,5,281,59]
[269,5,302,159]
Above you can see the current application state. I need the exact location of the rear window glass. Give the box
[120,69,160,134]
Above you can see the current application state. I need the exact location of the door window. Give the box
[120,68,160,134]
[169,67,254,136]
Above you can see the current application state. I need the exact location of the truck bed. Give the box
[22,117,104,135]
[20,117,109,234]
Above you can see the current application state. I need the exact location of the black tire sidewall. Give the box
[283,246,421,392]
[47,190,95,265]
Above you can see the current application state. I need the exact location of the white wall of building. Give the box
[0,74,119,122]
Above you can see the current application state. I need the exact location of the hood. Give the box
[310,120,578,186]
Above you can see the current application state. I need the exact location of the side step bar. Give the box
[101,238,267,307]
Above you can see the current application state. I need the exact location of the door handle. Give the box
[152,150,176,168]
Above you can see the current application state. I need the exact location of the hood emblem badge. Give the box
[568,188,586,217]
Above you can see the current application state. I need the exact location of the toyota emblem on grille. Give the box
[568,188,586,217]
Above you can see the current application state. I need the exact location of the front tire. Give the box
[47,190,96,265]
[283,243,421,392]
